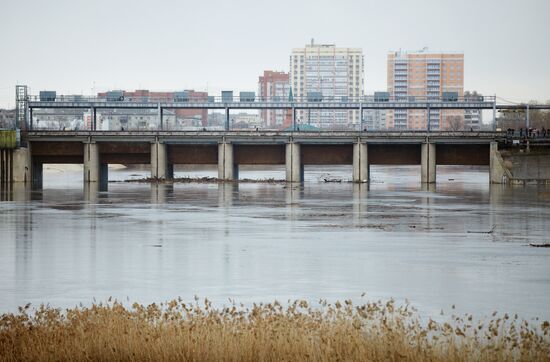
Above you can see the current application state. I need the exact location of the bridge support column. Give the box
[421,142,436,184]
[31,159,43,190]
[84,142,108,190]
[151,141,172,179]
[92,107,97,131]
[352,142,369,183]
[84,142,100,183]
[225,108,230,131]
[12,147,31,183]
[285,142,303,183]
[218,142,238,180]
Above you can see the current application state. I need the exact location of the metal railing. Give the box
[26,94,497,104]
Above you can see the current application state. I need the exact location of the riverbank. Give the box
[1,299,549,361]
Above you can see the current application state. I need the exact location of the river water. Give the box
[1,165,549,321]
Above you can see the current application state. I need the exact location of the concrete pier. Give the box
[31,160,43,189]
[421,142,436,183]
[352,142,369,183]
[285,142,303,183]
[151,141,172,179]
[84,142,99,183]
[84,142,108,190]
[218,142,238,180]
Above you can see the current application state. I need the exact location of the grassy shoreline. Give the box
[1,298,549,361]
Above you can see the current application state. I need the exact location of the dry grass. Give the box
[1,297,549,361]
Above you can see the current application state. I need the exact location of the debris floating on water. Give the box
[529,243,550,248]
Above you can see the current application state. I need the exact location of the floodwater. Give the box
[1,165,550,322]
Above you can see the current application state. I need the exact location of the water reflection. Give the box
[0,166,549,322]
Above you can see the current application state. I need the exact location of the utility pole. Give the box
[526,104,530,129]
[493,93,497,132]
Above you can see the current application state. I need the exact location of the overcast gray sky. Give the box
[1,0,549,108]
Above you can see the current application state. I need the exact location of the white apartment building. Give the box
[290,40,364,129]
[464,91,483,130]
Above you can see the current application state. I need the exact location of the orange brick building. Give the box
[258,71,290,128]
[387,49,464,130]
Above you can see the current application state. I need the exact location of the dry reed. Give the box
[1,297,549,361]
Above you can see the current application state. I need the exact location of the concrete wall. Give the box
[501,148,550,182]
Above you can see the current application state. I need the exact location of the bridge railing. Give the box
[26,94,497,104]
[21,93,499,132]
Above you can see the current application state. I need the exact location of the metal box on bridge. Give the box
[221,91,233,102]
[174,91,189,102]
[208,96,215,102]
[307,92,323,102]
[465,94,484,102]
[39,91,56,102]
[64,95,83,102]
[442,92,459,101]
[374,92,390,102]
[106,91,124,102]
[239,92,255,102]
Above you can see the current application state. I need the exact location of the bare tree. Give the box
[446,115,464,131]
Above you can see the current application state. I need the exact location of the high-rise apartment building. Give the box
[258,71,290,128]
[290,40,364,129]
[386,48,464,130]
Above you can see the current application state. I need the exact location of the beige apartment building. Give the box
[387,48,464,130]
[290,40,364,129]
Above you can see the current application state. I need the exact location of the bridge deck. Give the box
[25,130,506,145]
